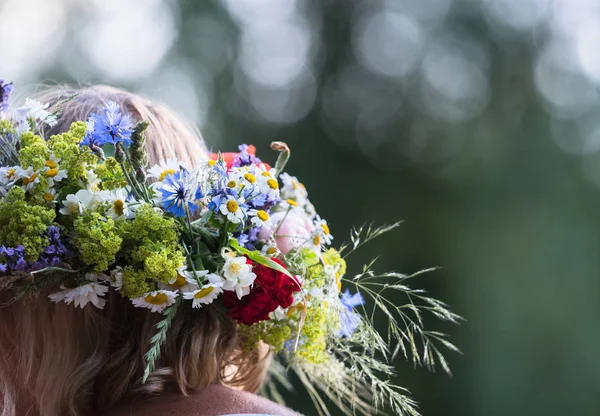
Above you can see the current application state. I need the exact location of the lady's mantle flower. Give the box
[0,79,13,112]
[339,289,365,337]
[131,290,178,313]
[159,170,202,217]
[59,189,97,215]
[219,195,246,224]
[48,279,109,309]
[221,254,256,299]
[87,101,134,147]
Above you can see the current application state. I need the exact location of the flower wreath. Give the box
[0,80,461,416]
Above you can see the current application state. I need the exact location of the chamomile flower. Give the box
[167,266,203,292]
[279,199,300,211]
[258,173,280,200]
[261,243,279,257]
[48,281,109,309]
[280,173,308,206]
[109,266,124,290]
[101,188,135,220]
[59,189,97,215]
[131,290,178,313]
[314,215,333,245]
[19,167,40,191]
[248,209,271,228]
[182,281,224,308]
[0,166,19,186]
[148,158,186,183]
[42,188,58,204]
[221,255,256,299]
[219,195,246,224]
[43,156,67,186]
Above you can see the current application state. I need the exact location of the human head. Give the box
[0,85,270,416]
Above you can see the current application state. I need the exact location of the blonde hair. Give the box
[0,85,270,416]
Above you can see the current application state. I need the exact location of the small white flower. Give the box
[19,167,40,191]
[271,306,288,321]
[131,290,178,313]
[42,188,58,204]
[59,189,97,215]
[230,166,259,192]
[314,215,333,245]
[167,266,203,293]
[248,209,271,228]
[219,195,246,224]
[86,169,100,191]
[148,158,187,183]
[0,166,19,186]
[109,266,124,290]
[100,188,135,220]
[182,282,224,308]
[48,281,109,309]
[280,173,308,207]
[221,255,256,299]
[279,198,301,211]
[257,171,280,200]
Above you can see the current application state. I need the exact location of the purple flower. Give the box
[0,245,27,272]
[0,79,13,112]
[0,226,70,273]
[86,101,134,147]
[232,144,262,168]
[339,290,365,337]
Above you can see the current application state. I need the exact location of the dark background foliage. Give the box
[2,0,600,414]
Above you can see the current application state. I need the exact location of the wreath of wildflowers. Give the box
[0,80,461,416]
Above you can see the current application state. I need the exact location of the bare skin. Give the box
[103,384,301,416]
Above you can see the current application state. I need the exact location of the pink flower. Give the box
[260,210,315,254]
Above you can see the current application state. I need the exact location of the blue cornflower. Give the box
[87,101,134,147]
[160,170,200,217]
[0,79,13,112]
[338,289,365,337]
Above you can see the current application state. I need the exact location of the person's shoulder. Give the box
[106,384,301,416]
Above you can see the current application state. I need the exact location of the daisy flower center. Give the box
[257,210,269,221]
[267,178,279,190]
[194,286,214,299]
[172,273,187,288]
[22,173,38,185]
[159,169,177,181]
[207,160,217,166]
[244,173,256,183]
[46,168,59,177]
[113,199,125,217]
[227,180,237,188]
[261,171,271,177]
[266,247,277,255]
[7,168,16,178]
[321,223,330,235]
[313,235,321,246]
[226,200,239,213]
[45,160,57,169]
[144,293,168,305]
[286,199,298,207]
[43,193,54,202]
[335,272,342,292]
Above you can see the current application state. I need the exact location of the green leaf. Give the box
[229,239,293,278]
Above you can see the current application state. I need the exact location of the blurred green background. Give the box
[2,0,600,414]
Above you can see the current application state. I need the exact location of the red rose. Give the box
[223,259,301,326]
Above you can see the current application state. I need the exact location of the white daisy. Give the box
[314,215,333,245]
[279,198,300,211]
[109,266,124,290]
[59,189,97,215]
[101,188,136,220]
[131,290,178,313]
[257,172,280,200]
[48,281,109,309]
[19,167,40,191]
[43,156,67,187]
[148,158,186,183]
[230,166,259,192]
[182,282,224,308]
[167,266,203,293]
[248,209,271,228]
[42,188,58,204]
[280,173,308,207]
[219,195,246,224]
[0,166,19,186]
[221,255,256,299]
